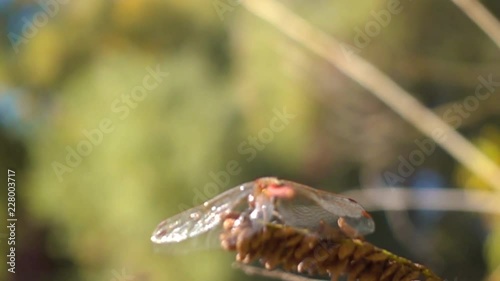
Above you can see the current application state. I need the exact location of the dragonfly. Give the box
[151,177,375,245]
[152,177,443,281]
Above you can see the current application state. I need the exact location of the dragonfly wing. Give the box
[311,190,375,236]
[275,180,375,236]
[151,182,254,244]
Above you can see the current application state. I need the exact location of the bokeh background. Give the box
[1,0,500,280]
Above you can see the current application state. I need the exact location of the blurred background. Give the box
[1,0,500,280]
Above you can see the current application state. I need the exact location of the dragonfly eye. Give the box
[255,177,282,189]
[265,183,296,199]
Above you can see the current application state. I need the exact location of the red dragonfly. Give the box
[151,177,374,244]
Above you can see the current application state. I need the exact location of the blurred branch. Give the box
[345,186,500,260]
[233,263,324,281]
[452,0,500,49]
[343,187,500,214]
[243,0,500,191]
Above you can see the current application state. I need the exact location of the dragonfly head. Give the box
[254,177,296,200]
[245,177,279,224]
[246,177,297,225]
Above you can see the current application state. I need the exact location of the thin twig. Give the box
[242,0,500,190]
[452,0,500,49]
[233,263,325,281]
[343,187,500,214]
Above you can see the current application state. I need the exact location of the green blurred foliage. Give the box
[455,126,500,277]
[0,0,499,281]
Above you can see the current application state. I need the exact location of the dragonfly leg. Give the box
[337,217,360,238]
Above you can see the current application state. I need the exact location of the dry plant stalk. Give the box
[220,214,443,281]
[242,0,500,191]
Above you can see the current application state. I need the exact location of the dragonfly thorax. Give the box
[249,192,275,224]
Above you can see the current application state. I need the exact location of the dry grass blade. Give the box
[242,0,500,191]
[221,215,443,281]
[452,0,500,49]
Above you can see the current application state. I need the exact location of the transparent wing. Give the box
[151,182,254,244]
[275,180,375,236]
